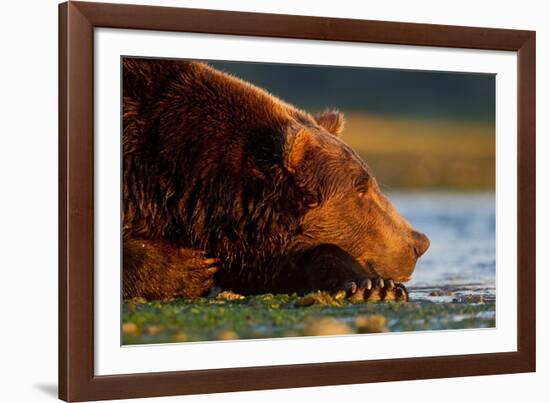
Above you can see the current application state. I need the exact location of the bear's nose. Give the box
[412,231,430,258]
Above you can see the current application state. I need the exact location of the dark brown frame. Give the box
[59,1,536,401]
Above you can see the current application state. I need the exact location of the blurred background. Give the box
[209,61,495,191]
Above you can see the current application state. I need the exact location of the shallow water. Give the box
[390,192,496,303]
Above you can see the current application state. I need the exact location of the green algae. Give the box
[122,292,495,345]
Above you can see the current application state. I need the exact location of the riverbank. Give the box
[122,289,495,345]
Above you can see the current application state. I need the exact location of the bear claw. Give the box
[347,277,408,302]
[395,286,408,302]
[344,281,358,295]
[364,278,373,291]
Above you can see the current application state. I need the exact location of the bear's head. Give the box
[284,110,430,282]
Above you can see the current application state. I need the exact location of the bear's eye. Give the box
[355,176,369,195]
[303,194,319,208]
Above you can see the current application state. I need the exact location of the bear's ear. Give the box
[314,110,345,137]
[285,128,314,173]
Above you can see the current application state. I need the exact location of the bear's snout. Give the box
[412,231,430,258]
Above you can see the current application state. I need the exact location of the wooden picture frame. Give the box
[59,1,536,401]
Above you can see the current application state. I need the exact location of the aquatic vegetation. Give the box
[122,291,495,345]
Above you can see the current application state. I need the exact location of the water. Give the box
[390,192,496,303]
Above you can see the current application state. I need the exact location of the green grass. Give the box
[122,292,495,345]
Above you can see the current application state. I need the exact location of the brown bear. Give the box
[122,58,430,302]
